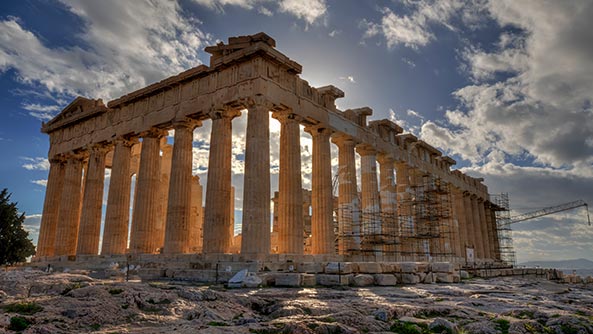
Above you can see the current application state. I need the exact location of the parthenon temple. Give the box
[34,33,507,276]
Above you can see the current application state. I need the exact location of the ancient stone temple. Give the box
[34,33,504,279]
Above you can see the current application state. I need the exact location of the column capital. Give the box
[272,110,301,124]
[356,144,376,156]
[139,127,168,139]
[208,105,241,120]
[64,150,88,162]
[330,133,356,147]
[49,154,66,164]
[377,152,395,165]
[114,136,139,148]
[86,142,113,154]
[304,124,332,137]
[243,95,274,111]
[172,117,202,130]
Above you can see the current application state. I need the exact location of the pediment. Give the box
[42,97,107,133]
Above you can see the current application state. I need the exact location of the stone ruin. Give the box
[33,33,509,285]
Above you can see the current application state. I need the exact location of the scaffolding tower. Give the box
[491,193,516,266]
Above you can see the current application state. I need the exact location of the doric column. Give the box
[189,175,203,253]
[130,128,166,254]
[470,194,484,260]
[377,154,398,259]
[451,187,467,259]
[36,156,65,257]
[484,202,496,260]
[274,111,303,254]
[331,134,361,254]
[164,119,200,254]
[306,126,334,254]
[77,143,111,255]
[229,186,235,250]
[54,153,85,256]
[395,162,413,260]
[357,145,382,257]
[101,138,136,255]
[155,142,172,251]
[489,207,501,260]
[462,192,475,259]
[478,198,490,259]
[241,101,271,257]
[203,108,240,254]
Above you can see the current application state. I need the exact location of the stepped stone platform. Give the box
[29,254,565,287]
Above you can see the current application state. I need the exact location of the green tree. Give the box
[0,189,36,265]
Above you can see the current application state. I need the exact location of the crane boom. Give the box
[508,200,590,225]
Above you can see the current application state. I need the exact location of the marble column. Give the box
[203,108,239,254]
[470,195,484,260]
[395,162,413,260]
[164,119,200,254]
[229,186,235,250]
[130,128,166,254]
[241,102,271,257]
[357,145,382,257]
[36,156,65,257]
[54,153,85,256]
[306,126,334,254]
[274,112,303,254]
[378,154,398,259]
[77,143,111,255]
[478,199,490,259]
[463,192,475,259]
[484,203,496,260]
[489,207,501,260]
[189,175,203,253]
[451,187,467,259]
[101,138,136,255]
[155,143,172,251]
[331,134,361,254]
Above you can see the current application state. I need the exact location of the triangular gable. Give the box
[42,97,107,133]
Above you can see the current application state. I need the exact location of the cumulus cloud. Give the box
[362,0,486,49]
[21,157,49,171]
[0,1,208,104]
[421,1,593,170]
[31,179,48,187]
[192,0,327,24]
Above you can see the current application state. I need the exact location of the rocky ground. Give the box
[1,269,593,334]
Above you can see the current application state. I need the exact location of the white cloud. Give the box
[278,0,327,25]
[21,157,49,171]
[0,1,208,104]
[191,0,327,24]
[328,29,340,38]
[406,109,424,120]
[21,103,61,121]
[362,0,485,49]
[422,1,593,170]
[339,75,356,83]
[31,179,48,187]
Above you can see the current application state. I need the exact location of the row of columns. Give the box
[37,101,500,262]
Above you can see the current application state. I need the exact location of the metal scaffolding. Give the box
[491,193,516,266]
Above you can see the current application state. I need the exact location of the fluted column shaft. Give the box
[307,126,334,254]
[276,112,303,254]
[332,135,361,254]
[101,138,135,255]
[451,187,467,259]
[164,120,199,254]
[378,154,398,259]
[189,175,203,253]
[470,195,484,260]
[489,208,501,260]
[478,199,490,259]
[357,145,381,256]
[54,154,85,256]
[203,109,239,253]
[462,193,474,256]
[241,103,271,256]
[155,144,172,251]
[395,162,413,260]
[484,203,496,260]
[130,129,165,254]
[77,144,110,255]
[36,157,65,257]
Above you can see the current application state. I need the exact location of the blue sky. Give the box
[1,0,592,262]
